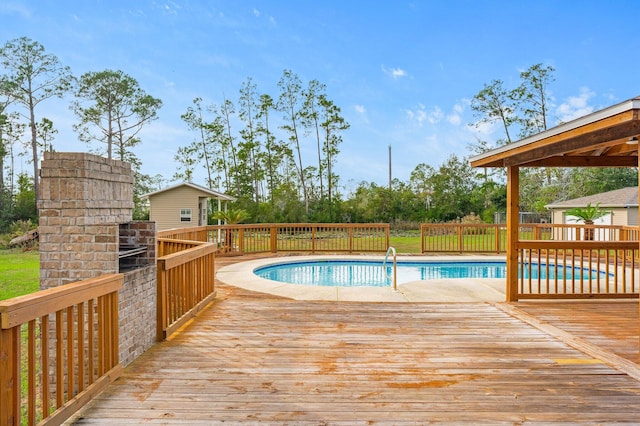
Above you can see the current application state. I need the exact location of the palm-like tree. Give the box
[212,208,251,252]
[565,203,609,240]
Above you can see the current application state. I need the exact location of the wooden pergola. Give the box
[470,96,640,301]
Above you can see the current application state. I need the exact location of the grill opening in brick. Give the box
[118,222,155,272]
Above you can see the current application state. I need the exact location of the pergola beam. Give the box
[515,156,638,168]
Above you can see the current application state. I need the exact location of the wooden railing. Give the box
[421,224,506,253]
[0,274,123,426]
[516,241,639,299]
[157,225,211,242]
[156,238,217,341]
[421,223,638,253]
[159,223,390,255]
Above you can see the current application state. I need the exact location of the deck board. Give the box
[67,256,640,424]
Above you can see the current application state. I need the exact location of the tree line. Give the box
[0,36,635,236]
[173,71,349,223]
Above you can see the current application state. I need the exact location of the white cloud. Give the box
[354,104,369,124]
[447,113,461,125]
[468,120,497,137]
[382,65,407,80]
[556,87,595,122]
[253,8,260,17]
[446,102,465,125]
[406,104,451,126]
[0,2,31,18]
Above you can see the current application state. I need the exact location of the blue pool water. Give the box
[254,260,607,287]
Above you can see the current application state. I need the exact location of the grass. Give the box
[0,248,40,300]
[389,235,422,253]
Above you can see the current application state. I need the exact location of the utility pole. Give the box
[388,145,392,190]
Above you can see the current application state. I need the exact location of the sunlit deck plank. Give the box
[68,275,640,425]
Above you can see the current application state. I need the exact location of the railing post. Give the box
[495,224,501,254]
[156,260,168,341]
[312,225,317,253]
[348,227,354,253]
[386,224,390,251]
[0,327,20,426]
[270,226,277,253]
[238,228,244,254]
[457,225,463,254]
[506,166,520,302]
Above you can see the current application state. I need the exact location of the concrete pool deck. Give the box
[215,254,508,302]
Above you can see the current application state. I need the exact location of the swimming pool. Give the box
[254,259,606,287]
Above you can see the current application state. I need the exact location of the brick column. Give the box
[38,152,134,289]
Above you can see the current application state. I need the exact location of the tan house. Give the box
[545,186,638,226]
[143,182,235,231]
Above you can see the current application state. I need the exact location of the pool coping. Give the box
[216,254,508,302]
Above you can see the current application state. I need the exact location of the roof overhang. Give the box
[142,182,237,201]
[470,97,640,168]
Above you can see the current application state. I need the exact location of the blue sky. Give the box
[2,1,640,193]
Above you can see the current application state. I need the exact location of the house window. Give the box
[180,208,192,222]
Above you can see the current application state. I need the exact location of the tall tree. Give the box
[238,78,262,203]
[277,70,308,213]
[301,79,327,199]
[512,63,555,137]
[318,94,349,220]
[256,93,277,205]
[72,69,162,161]
[217,97,240,195]
[470,79,516,145]
[36,117,56,153]
[181,97,215,187]
[0,37,73,204]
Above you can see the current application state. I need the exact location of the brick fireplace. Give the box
[38,152,157,365]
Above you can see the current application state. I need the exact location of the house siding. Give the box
[149,187,205,230]
[609,208,627,226]
[628,208,638,226]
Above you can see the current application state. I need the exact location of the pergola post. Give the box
[506,166,520,302]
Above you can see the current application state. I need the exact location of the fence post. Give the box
[495,224,501,253]
[311,225,317,253]
[385,224,390,251]
[238,228,244,254]
[270,226,277,253]
[156,260,168,341]
[457,225,463,253]
[0,327,20,426]
[348,227,354,253]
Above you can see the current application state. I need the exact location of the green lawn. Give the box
[389,235,422,253]
[0,249,40,300]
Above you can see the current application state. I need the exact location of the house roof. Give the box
[470,96,640,168]
[545,187,638,209]
[142,182,236,201]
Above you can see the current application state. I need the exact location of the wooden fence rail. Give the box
[421,223,639,253]
[156,238,217,341]
[516,241,639,299]
[159,223,390,255]
[0,274,123,426]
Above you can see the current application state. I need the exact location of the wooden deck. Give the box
[68,257,640,424]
